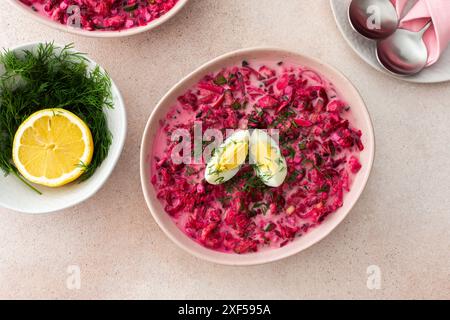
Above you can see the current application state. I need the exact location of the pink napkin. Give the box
[392,0,450,66]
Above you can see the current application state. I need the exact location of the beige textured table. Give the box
[0,0,449,300]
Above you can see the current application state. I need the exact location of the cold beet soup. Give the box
[20,0,179,31]
[151,59,364,254]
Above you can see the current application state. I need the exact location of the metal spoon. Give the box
[376,20,432,75]
[348,0,399,39]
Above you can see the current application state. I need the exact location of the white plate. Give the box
[140,47,375,265]
[0,43,127,214]
[6,0,189,38]
[330,0,450,83]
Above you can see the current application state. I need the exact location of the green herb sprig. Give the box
[0,43,113,192]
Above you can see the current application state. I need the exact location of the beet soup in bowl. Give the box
[140,48,375,265]
[7,0,189,38]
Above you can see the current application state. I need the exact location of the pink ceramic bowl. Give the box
[140,48,375,265]
[6,0,189,38]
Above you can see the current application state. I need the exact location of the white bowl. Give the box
[140,48,375,266]
[0,42,127,214]
[6,0,189,38]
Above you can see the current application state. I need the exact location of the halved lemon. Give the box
[12,108,94,187]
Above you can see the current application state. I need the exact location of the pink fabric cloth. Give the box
[392,0,450,66]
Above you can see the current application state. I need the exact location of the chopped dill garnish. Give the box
[243,174,267,192]
[0,43,113,192]
[217,196,232,206]
[185,166,196,176]
[214,74,227,86]
[251,202,269,216]
[285,146,296,158]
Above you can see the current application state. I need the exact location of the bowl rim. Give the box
[140,47,376,265]
[6,0,189,38]
[0,42,127,214]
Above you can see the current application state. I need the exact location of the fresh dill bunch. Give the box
[0,42,114,190]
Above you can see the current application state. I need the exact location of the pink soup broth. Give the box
[151,59,364,254]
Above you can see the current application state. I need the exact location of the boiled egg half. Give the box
[205,130,250,185]
[249,129,287,187]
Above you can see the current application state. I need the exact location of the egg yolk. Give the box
[216,141,248,172]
